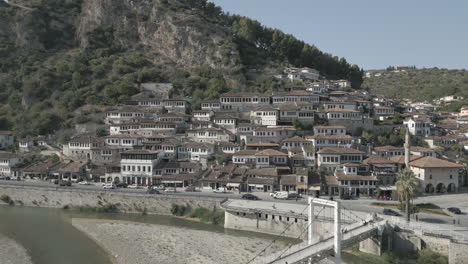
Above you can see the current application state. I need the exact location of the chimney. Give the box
[404,128,410,167]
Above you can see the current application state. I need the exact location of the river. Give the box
[0,205,379,264]
[0,206,300,264]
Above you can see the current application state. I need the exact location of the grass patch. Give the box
[170,204,225,226]
[370,202,448,216]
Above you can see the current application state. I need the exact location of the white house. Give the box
[408,156,462,194]
[120,150,162,185]
[404,117,433,137]
[0,152,22,177]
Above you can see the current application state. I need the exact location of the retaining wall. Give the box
[0,185,222,215]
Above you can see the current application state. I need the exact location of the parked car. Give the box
[151,185,165,191]
[59,181,72,187]
[448,207,462,214]
[185,186,197,192]
[128,184,142,189]
[103,182,115,189]
[116,183,128,188]
[147,189,160,194]
[242,194,259,200]
[71,178,79,183]
[164,187,176,193]
[269,191,278,197]
[341,194,352,200]
[78,181,92,185]
[273,191,289,199]
[383,209,401,216]
[213,187,228,193]
[288,193,302,200]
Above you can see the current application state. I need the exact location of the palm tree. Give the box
[396,169,418,222]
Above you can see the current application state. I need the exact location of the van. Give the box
[213,187,228,193]
[273,191,289,199]
[103,182,115,189]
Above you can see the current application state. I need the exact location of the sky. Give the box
[210,0,468,70]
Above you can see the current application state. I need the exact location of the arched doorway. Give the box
[447,183,456,193]
[114,177,121,184]
[425,184,434,193]
[107,176,112,182]
[436,183,446,193]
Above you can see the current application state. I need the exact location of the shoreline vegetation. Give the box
[170,204,225,225]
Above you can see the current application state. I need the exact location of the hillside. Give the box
[363,68,468,102]
[0,0,363,137]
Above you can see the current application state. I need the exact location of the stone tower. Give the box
[404,128,410,167]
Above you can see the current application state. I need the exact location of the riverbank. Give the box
[0,234,32,264]
[72,218,288,264]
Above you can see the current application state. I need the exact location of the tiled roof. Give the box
[409,156,463,168]
[255,149,288,156]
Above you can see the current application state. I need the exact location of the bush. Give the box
[170,204,192,216]
[0,194,14,206]
[417,249,448,264]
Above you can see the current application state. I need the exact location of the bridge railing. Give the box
[383,215,468,242]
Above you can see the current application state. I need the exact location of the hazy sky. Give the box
[210,0,468,70]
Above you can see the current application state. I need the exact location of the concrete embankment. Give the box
[0,185,222,215]
[72,218,286,264]
[0,234,32,264]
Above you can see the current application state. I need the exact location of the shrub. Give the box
[170,204,192,216]
[0,194,14,206]
[417,249,448,264]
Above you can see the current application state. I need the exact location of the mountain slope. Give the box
[0,0,363,137]
[363,68,468,102]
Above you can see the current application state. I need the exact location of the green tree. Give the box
[396,169,418,222]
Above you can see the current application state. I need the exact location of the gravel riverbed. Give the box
[0,234,32,264]
[72,218,288,264]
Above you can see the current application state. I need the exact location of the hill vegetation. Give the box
[363,68,468,103]
[0,0,362,137]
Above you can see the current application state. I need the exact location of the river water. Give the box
[0,206,301,264]
[0,205,372,264]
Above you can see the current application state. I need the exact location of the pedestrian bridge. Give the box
[254,219,387,264]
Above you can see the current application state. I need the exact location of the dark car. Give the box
[448,207,462,214]
[383,209,401,216]
[147,189,160,194]
[242,194,259,200]
[288,193,302,200]
[185,186,197,192]
[341,194,352,200]
[116,183,128,188]
[59,181,72,187]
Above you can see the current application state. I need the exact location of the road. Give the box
[1,180,468,227]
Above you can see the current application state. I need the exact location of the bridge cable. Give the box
[245,203,310,264]
[272,200,335,262]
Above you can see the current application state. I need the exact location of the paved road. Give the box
[2,180,468,227]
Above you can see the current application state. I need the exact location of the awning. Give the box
[249,184,265,188]
[227,183,240,187]
[162,180,183,184]
[379,185,396,191]
[308,186,321,191]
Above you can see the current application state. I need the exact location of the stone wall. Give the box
[0,185,222,215]
[224,210,335,240]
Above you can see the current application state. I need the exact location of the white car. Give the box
[164,187,176,193]
[78,181,92,185]
[213,187,228,193]
[128,184,141,189]
[269,191,278,197]
[103,183,115,189]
